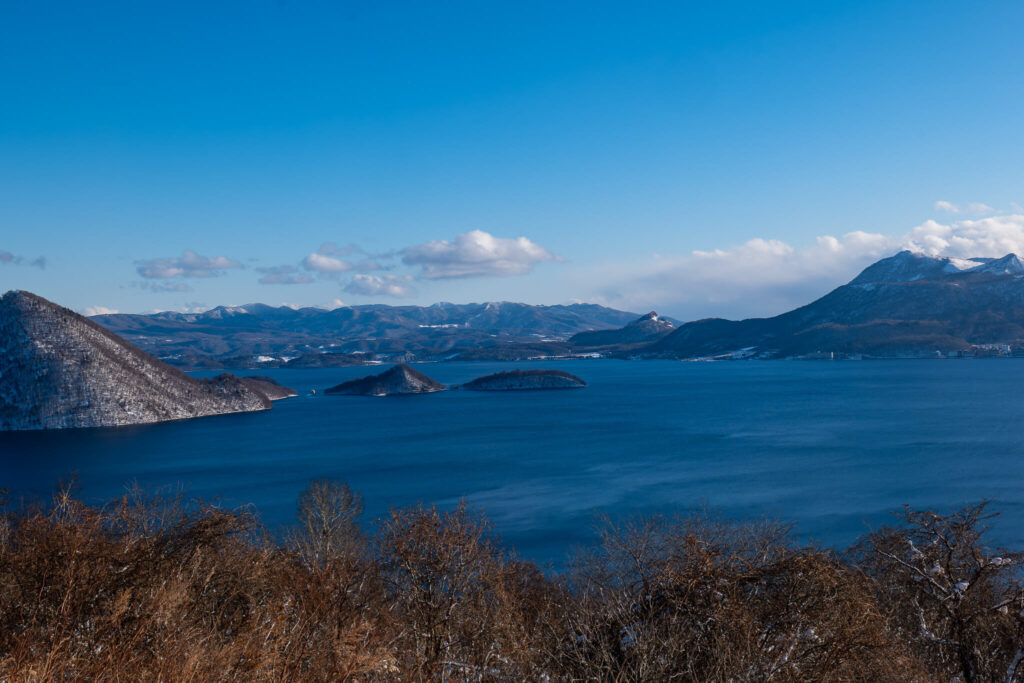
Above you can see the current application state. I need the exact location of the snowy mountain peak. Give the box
[969,253,1024,276]
[943,257,990,273]
[849,251,949,285]
[632,311,673,329]
[200,305,252,320]
[851,251,1024,285]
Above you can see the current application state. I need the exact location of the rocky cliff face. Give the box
[0,291,271,430]
[460,369,586,391]
[324,363,445,396]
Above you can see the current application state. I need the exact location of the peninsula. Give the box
[0,290,273,431]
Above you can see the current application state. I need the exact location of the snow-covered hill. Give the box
[0,291,271,430]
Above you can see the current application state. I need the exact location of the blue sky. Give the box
[2,0,1024,319]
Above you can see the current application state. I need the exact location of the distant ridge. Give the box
[0,290,271,430]
[90,301,640,368]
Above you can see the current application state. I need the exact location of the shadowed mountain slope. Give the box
[570,311,676,348]
[650,251,1024,358]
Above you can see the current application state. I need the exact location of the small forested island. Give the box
[459,369,586,391]
[324,363,445,396]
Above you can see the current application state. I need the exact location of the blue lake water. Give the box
[2,360,1023,568]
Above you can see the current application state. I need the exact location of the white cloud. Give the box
[402,229,559,279]
[302,251,352,273]
[933,200,994,215]
[580,231,896,320]
[83,305,119,316]
[258,243,388,285]
[299,243,377,275]
[344,273,416,297]
[136,250,241,279]
[325,297,347,310]
[905,214,1024,257]
[576,210,1024,321]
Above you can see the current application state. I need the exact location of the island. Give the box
[458,369,586,391]
[324,363,445,396]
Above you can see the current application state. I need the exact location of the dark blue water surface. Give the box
[2,360,1023,567]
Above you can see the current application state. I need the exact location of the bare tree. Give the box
[855,502,1024,682]
[289,479,364,568]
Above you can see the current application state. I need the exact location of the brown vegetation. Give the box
[1,483,1022,681]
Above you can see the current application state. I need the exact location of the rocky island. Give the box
[459,369,586,391]
[324,363,445,396]
[0,290,272,431]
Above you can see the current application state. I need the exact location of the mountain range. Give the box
[92,302,643,368]
[85,251,1024,366]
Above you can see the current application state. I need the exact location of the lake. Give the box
[2,360,1022,568]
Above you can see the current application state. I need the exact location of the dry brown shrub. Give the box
[2,483,1022,682]
[554,513,923,682]
[0,482,390,681]
[377,501,564,680]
